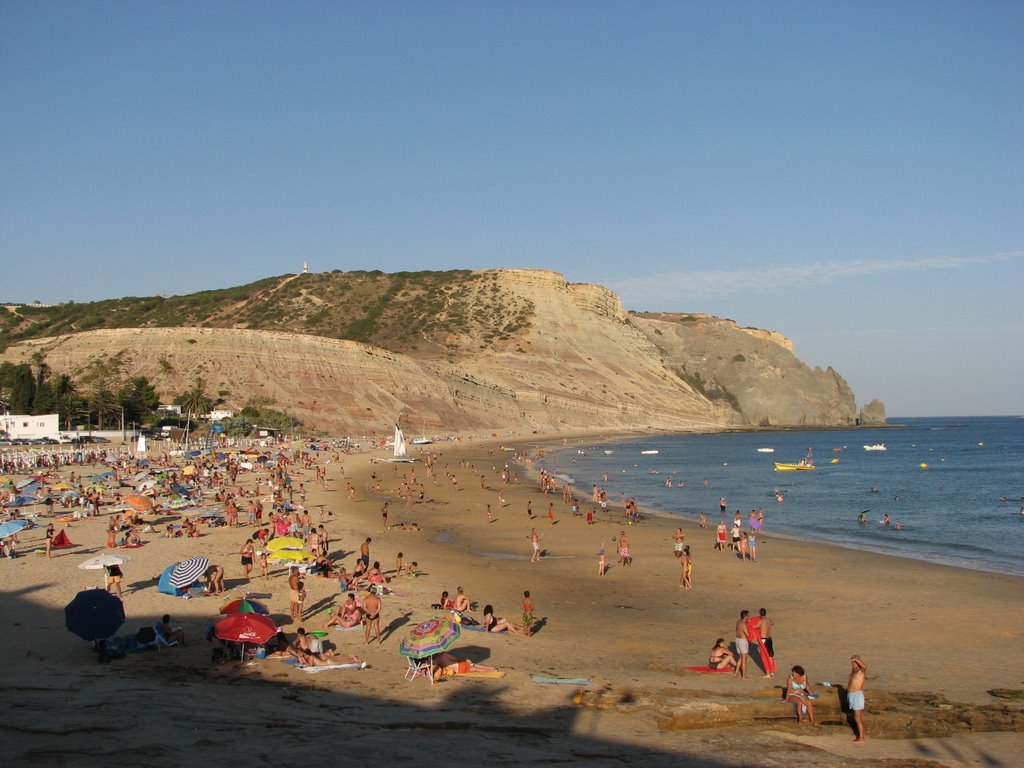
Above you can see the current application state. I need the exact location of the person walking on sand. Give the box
[530,528,542,562]
[848,655,868,742]
[680,545,692,589]
[360,537,371,569]
[597,546,606,576]
[521,590,535,636]
[617,531,632,567]
[734,610,751,679]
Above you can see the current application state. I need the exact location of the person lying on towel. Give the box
[429,651,497,681]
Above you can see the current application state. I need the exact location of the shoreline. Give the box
[530,424,1023,578]
[1,431,1021,767]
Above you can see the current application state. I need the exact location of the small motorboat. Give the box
[863,444,887,452]
[756,448,775,453]
[774,448,816,472]
[640,450,659,455]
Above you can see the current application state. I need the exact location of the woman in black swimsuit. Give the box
[482,605,523,634]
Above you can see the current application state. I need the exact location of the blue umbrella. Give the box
[65,589,125,641]
[0,519,29,539]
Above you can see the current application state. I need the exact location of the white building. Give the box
[157,404,182,416]
[208,409,234,422]
[1,413,60,440]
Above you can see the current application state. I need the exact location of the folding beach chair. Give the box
[404,655,434,683]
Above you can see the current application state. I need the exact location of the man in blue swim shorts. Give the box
[847,655,868,742]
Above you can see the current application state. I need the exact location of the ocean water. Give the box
[540,416,1024,576]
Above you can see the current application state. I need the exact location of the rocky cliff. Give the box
[0,269,881,435]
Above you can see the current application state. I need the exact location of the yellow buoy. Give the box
[919,463,928,469]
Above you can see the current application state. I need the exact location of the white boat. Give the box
[756,448,775,453]
[640,450,659,455]
[863,444,887,452]
[410,437,433,445]
[603,450,614,455]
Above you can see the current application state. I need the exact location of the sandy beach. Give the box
[1,433,1021,767]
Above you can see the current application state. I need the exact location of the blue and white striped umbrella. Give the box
[169,556,209,589]
[0,519,29,539]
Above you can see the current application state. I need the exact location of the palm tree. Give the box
[178,377,212,444]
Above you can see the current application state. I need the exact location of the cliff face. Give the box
[0,270,877,435]
[631,312,859,428]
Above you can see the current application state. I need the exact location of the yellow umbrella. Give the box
[269,549,312,562]
[52,482,73,490]
[266,536,305,552]
[182,465,196,476]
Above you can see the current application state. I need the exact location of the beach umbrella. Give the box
[124,493,155,512]
[399,618,461,659]
[168,556,209,589]
[79,553,132,570]
[214,613,277,645]
[0,519,29,539]
[64,588,125,642]
[266,536,304,552]
[268,549,311,562]
[52,482,73,490]
[219,598,270,616]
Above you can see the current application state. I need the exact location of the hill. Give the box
[0,269,883,435]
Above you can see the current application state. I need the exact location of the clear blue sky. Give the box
[2,1,1021,417]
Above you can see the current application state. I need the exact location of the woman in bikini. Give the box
[784,665,818,724]
[481,605,523,635]
[326,593,363,629]
[708,638,737,670]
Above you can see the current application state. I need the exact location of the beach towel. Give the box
[682,665,732,673]
[531,676,592,685]
[333,625,362,632]
[279,658,366,673]
[453,670,505,679]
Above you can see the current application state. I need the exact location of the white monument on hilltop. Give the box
[302,261,308,274]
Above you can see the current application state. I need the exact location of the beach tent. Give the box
[51,528,74,548]
[157,565,178,595]
[158,563,204,596]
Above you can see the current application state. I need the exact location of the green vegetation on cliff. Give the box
[1,270,535,357]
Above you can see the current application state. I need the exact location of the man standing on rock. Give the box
[848,655,868,742]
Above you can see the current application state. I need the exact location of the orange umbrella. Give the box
[124,493,155,512]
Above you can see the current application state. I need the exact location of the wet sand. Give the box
[1,433,1021,767]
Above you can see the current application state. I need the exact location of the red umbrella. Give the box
[214,613,277,645]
